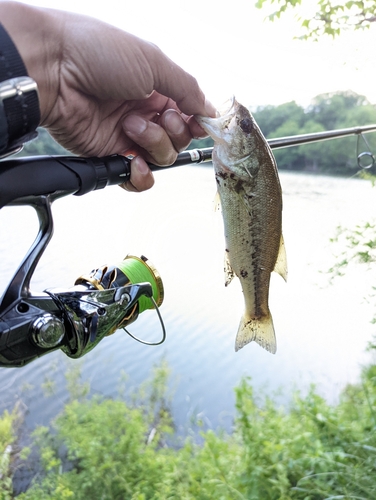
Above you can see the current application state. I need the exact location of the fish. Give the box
[196,97,287,353]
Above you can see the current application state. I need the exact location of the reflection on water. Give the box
[0,166,375,434]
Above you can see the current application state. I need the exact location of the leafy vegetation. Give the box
[327,221,376,278]
[256,0,376,40]
[0,356,369,499]
[325,218,376,355]
[0,405,23,500]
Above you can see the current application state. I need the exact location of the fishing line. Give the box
[116,256,166,345]
[122,295,166,346]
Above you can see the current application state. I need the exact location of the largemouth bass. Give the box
[197,98,287,353]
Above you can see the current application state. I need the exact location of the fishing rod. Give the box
[0,122,375,368]
[149,123,376,171]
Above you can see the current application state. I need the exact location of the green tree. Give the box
[267,117,306,170]
[253,101,305,137]
[295,120,326,171]
[256,0,376,40]
[303,91,376,173]
[253,90,376,174]
[306,90,370,130]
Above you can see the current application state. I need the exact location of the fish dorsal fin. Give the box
[224,250,235,286]
[273,234,288,281]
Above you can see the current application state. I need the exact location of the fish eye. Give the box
[239,118,253,134]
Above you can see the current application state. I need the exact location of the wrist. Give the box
[0,1,63,125]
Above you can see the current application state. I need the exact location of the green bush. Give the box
[16,359,376,499]
[0,405,22,500]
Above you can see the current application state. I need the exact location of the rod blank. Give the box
[148,123,376,172]
[268,124,376,149]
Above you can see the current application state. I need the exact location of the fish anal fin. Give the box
[235,312,276,354]
[224,251,234,286]
[273,234,287,282]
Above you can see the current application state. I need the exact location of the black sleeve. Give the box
[0,23,40,157]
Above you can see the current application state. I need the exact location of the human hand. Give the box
[0,2,216,192]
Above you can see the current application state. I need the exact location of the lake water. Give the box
[0,166,376,436]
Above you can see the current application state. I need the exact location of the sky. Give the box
[18,0,376,110]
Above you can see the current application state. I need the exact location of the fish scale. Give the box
[197,98,287,353]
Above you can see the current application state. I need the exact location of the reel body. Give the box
[0,175,164,367]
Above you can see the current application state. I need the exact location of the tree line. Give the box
[255,90,376,175]
[19,90,376,176]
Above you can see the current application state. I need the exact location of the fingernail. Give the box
[204,99,217,118]
[123,116,147,135]
[133,156,150,175]
[165,110,185,135]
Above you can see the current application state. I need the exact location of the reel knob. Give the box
[31,314,65,349]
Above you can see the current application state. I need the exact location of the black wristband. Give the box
[0,23,40,157]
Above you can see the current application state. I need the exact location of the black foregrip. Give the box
[0,155,131,208]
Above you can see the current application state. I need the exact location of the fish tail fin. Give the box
[235,313,277,354]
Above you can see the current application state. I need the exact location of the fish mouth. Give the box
[216,96,236,117]
[196,97,237,142]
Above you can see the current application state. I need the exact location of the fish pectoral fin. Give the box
[241,186,257,214]
[235,313,276,354]
[273,234,288,282]
[213,191,221,212]
[224,251,235,286]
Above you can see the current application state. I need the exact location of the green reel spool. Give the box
[116,255,164,313]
